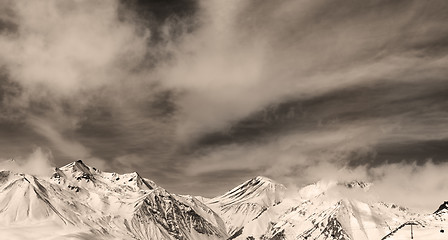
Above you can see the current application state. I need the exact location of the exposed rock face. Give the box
[1,161,447,240]
[0,160,227,240]
[207,179,448,240]
[434,201,448,214]
[207,176,286,237]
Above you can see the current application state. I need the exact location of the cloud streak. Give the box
[0,0,447,211]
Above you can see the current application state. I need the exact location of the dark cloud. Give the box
[193,79,448,148]
[122,0,198,21]
[0,0,447,209]
[373,140,448,165]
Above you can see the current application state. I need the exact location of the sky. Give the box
[0,0,448,211]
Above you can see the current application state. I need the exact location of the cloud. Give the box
[0,147,53,176]
[0,0,149,99]
[159,0,448,141]
[183,117,448,210]
[27,115,107,170]
[296,161,448,212]
[368,162,448,211]
[2,0,448,149]
[0,0,192,176]
[0,0,156,168]
[183,121,384,177]
[169,0,448,199]
[0,0,447,206]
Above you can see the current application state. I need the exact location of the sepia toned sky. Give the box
[1,0,448,211]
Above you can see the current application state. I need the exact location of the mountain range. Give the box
[0,160,447,240]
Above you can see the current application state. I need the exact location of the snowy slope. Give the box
[207,178,448,240]
[206,176,286,237]
[0,160,227,240]
[1,160,448,240]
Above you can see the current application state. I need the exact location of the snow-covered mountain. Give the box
[1,160,447,240]
[0,160,227,240]
[205,178,448,240]
[206,176,286,237]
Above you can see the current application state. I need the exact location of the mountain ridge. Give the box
[0,160,447,240]
[0,160,227,240]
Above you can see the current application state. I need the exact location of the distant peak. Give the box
[254,176,274,182]
[249,176,285,189]
[339,180,372,189]
[216,175,285,203]
[60,160,93,177]
[74,159,89,169]
[240,176,279,189]
[434,201,448,214]
[62,160,89,169]
[0,159,19,171]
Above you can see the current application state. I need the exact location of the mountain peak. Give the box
[209,175,286,209]
[339,180,372,190]
[218,176,285,202]
[0,160,228,239]
[207,176,286,236]
[58,160,98,184]
[254,175,274,183]
[1,160,447,240]
[434,201,448,214]
[61,159,91,172]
